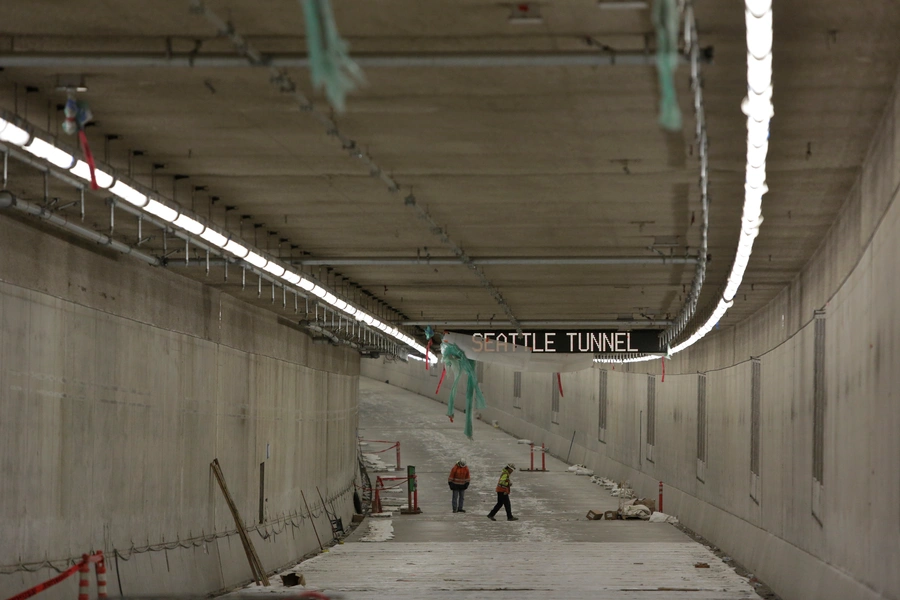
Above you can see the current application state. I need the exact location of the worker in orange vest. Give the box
[487,463,519,521]
[448,459,471,513]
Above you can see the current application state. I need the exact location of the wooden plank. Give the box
[211,459,270,586]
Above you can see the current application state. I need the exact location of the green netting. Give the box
[652,0,682,131]
[301,0,365,113]
[440,342,487,439]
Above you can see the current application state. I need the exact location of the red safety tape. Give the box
[3,553,103,600]
[557,372,564,398]
[435,367,447,394]
[77,130,99,190]
[661,357,665,382]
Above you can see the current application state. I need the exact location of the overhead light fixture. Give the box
[54,74,89,93]
[110,180,149,208]
[172,213,205,234]
[223,239,250,258]
[143,199,178,223]
[24,137,75,169]
[199,227,228,248]
[0,118,31,146]
[3,110,426,360]
[244,252,267,269]
[599,0,772,363]
[262,261,285,277]
[597,1,648,9]
[70,161,115,188]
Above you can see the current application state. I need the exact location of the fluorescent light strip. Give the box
[262,261,285,277]
[244,252,267,269]
[3,112,427,359]
[200,227,228,248]
[70,161,115,189]
[111,181,150,208]
[595,354,662,364]
[25,137,75,169]
[602,0,771,364]
[144,199,178,223]
[0,118,31,146]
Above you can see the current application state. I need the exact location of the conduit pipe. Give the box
[295,256,699,266]
[0,52,704,70]
[0,191,160,266]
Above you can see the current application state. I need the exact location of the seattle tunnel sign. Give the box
[466,330,665,354]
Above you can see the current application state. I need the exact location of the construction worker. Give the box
[487,463,519,521]
[448,459,470,512]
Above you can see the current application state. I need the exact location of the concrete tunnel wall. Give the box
[362,70,900,600]
[0,215,361,599]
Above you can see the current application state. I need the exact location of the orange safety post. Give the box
[395,442,401,472]
[659,481,664,513]
[94,553,107,600]
[77,555,91,600]
[542,443,546,471]
[373,476,383,513]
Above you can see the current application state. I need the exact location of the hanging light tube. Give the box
[24,136,75,169]
[144,198,179,223]
[603,0,772,364]
[0,118,31,146]
[2,109,427,359]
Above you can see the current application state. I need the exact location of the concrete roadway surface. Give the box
[235,377,760,599]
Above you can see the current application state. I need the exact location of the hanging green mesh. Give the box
[301,0,365,113]
[441,342,487,439]
[652,0,682,131]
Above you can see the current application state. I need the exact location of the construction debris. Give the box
[648,512,679,524]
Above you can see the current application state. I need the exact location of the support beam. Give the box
[0,51,707,70]
[294,256,698,266]
[0,191,160,266]
[401,320,671,328]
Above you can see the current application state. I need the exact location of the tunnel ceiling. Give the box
[1,1,899,338]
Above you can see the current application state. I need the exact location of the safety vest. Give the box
[448,465,470,485]
[496,470,511,494]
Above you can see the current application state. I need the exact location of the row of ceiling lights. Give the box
[0,113,433,362]
[597,0,772,364]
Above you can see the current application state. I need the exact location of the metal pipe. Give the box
[0,191,160,266]
[295,256,698,266]
[400,319,671,328]
[0,52,703,70]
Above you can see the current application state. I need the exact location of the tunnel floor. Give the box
[235,377,758,599]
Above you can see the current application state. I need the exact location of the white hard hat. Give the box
[506,463,516,471]
[457,459,466,467]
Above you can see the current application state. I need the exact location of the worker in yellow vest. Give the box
[448,459,471,513]
[487,463,519,521]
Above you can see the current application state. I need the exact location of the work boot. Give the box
[457,508,466,513]
[487,515,496,521]
[507,516,519,521]
[452,509,458,513]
